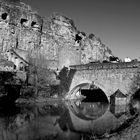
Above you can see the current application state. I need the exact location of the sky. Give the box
[22,0,140,60]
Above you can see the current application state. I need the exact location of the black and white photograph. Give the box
[0,0,140,139]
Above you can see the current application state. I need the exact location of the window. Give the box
[75,34,82,43]
[14,65,16,69]
[1,13,8,20]
[31,21,37,27]
[19,62,24,71]
[20,18,28,25]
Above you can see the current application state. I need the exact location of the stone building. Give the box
[6,48,29,71]
[110,89,127,106]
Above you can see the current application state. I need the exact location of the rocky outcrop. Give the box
[44,13,77,44]
[0,0,42,54]
[81,34,113,64]
[0,0,114,71]
[40,13,79,70]
[40,13,114,69]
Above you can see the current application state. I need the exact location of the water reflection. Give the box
[68,100,109,120]
[0,99,138,140]
[0,102,81,140]
[66,100,133,135]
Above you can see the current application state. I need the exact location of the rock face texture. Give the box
[0,0,114,71]
[0,0,42,53]
[81,34,112,64]
[0,0,20,3]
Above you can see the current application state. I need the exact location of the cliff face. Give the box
[0,1,114,70]
[81,34,112,64]
[45,13,77,44]
[40,13,80,69]
[0,1,42,53]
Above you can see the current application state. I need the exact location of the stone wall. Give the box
[68,62,140,99]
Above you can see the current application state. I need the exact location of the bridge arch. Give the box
[67,81,109,102]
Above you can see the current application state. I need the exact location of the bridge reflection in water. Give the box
[66,100,132,135]
[0,99,137,140]
[68,100,109,120]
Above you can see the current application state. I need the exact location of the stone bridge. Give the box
[65,61,140,102]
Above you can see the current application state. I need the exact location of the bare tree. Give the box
[27,50,58,97]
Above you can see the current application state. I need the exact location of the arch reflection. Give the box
[68,100,109,120]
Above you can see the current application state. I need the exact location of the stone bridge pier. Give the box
[65,62,140,103]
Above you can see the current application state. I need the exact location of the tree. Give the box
[27,50,59,97]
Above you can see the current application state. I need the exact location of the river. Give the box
[0,97,139,140]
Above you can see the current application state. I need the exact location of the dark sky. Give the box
[22,0,140,60]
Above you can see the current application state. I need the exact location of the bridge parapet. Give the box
[67,61,140,100]
[70,62,140,71]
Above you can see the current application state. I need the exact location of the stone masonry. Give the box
[66,62,140,101]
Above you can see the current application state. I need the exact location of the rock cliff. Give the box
[81,34,112,63]
[0,0,114,71]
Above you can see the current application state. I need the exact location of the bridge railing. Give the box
[70,61,140,70]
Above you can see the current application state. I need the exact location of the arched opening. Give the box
[20,18,28,25]
[81,88,108,103]
[68,83,109,121]
[70,83,109,103]
[75,34,82,43]
[31,21,37,27]
[31,21,40,31]
[1,13,8,20]
[19,62,24,71]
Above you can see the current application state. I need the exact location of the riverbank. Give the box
[15,96,64,104]
[90,112,140,140]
